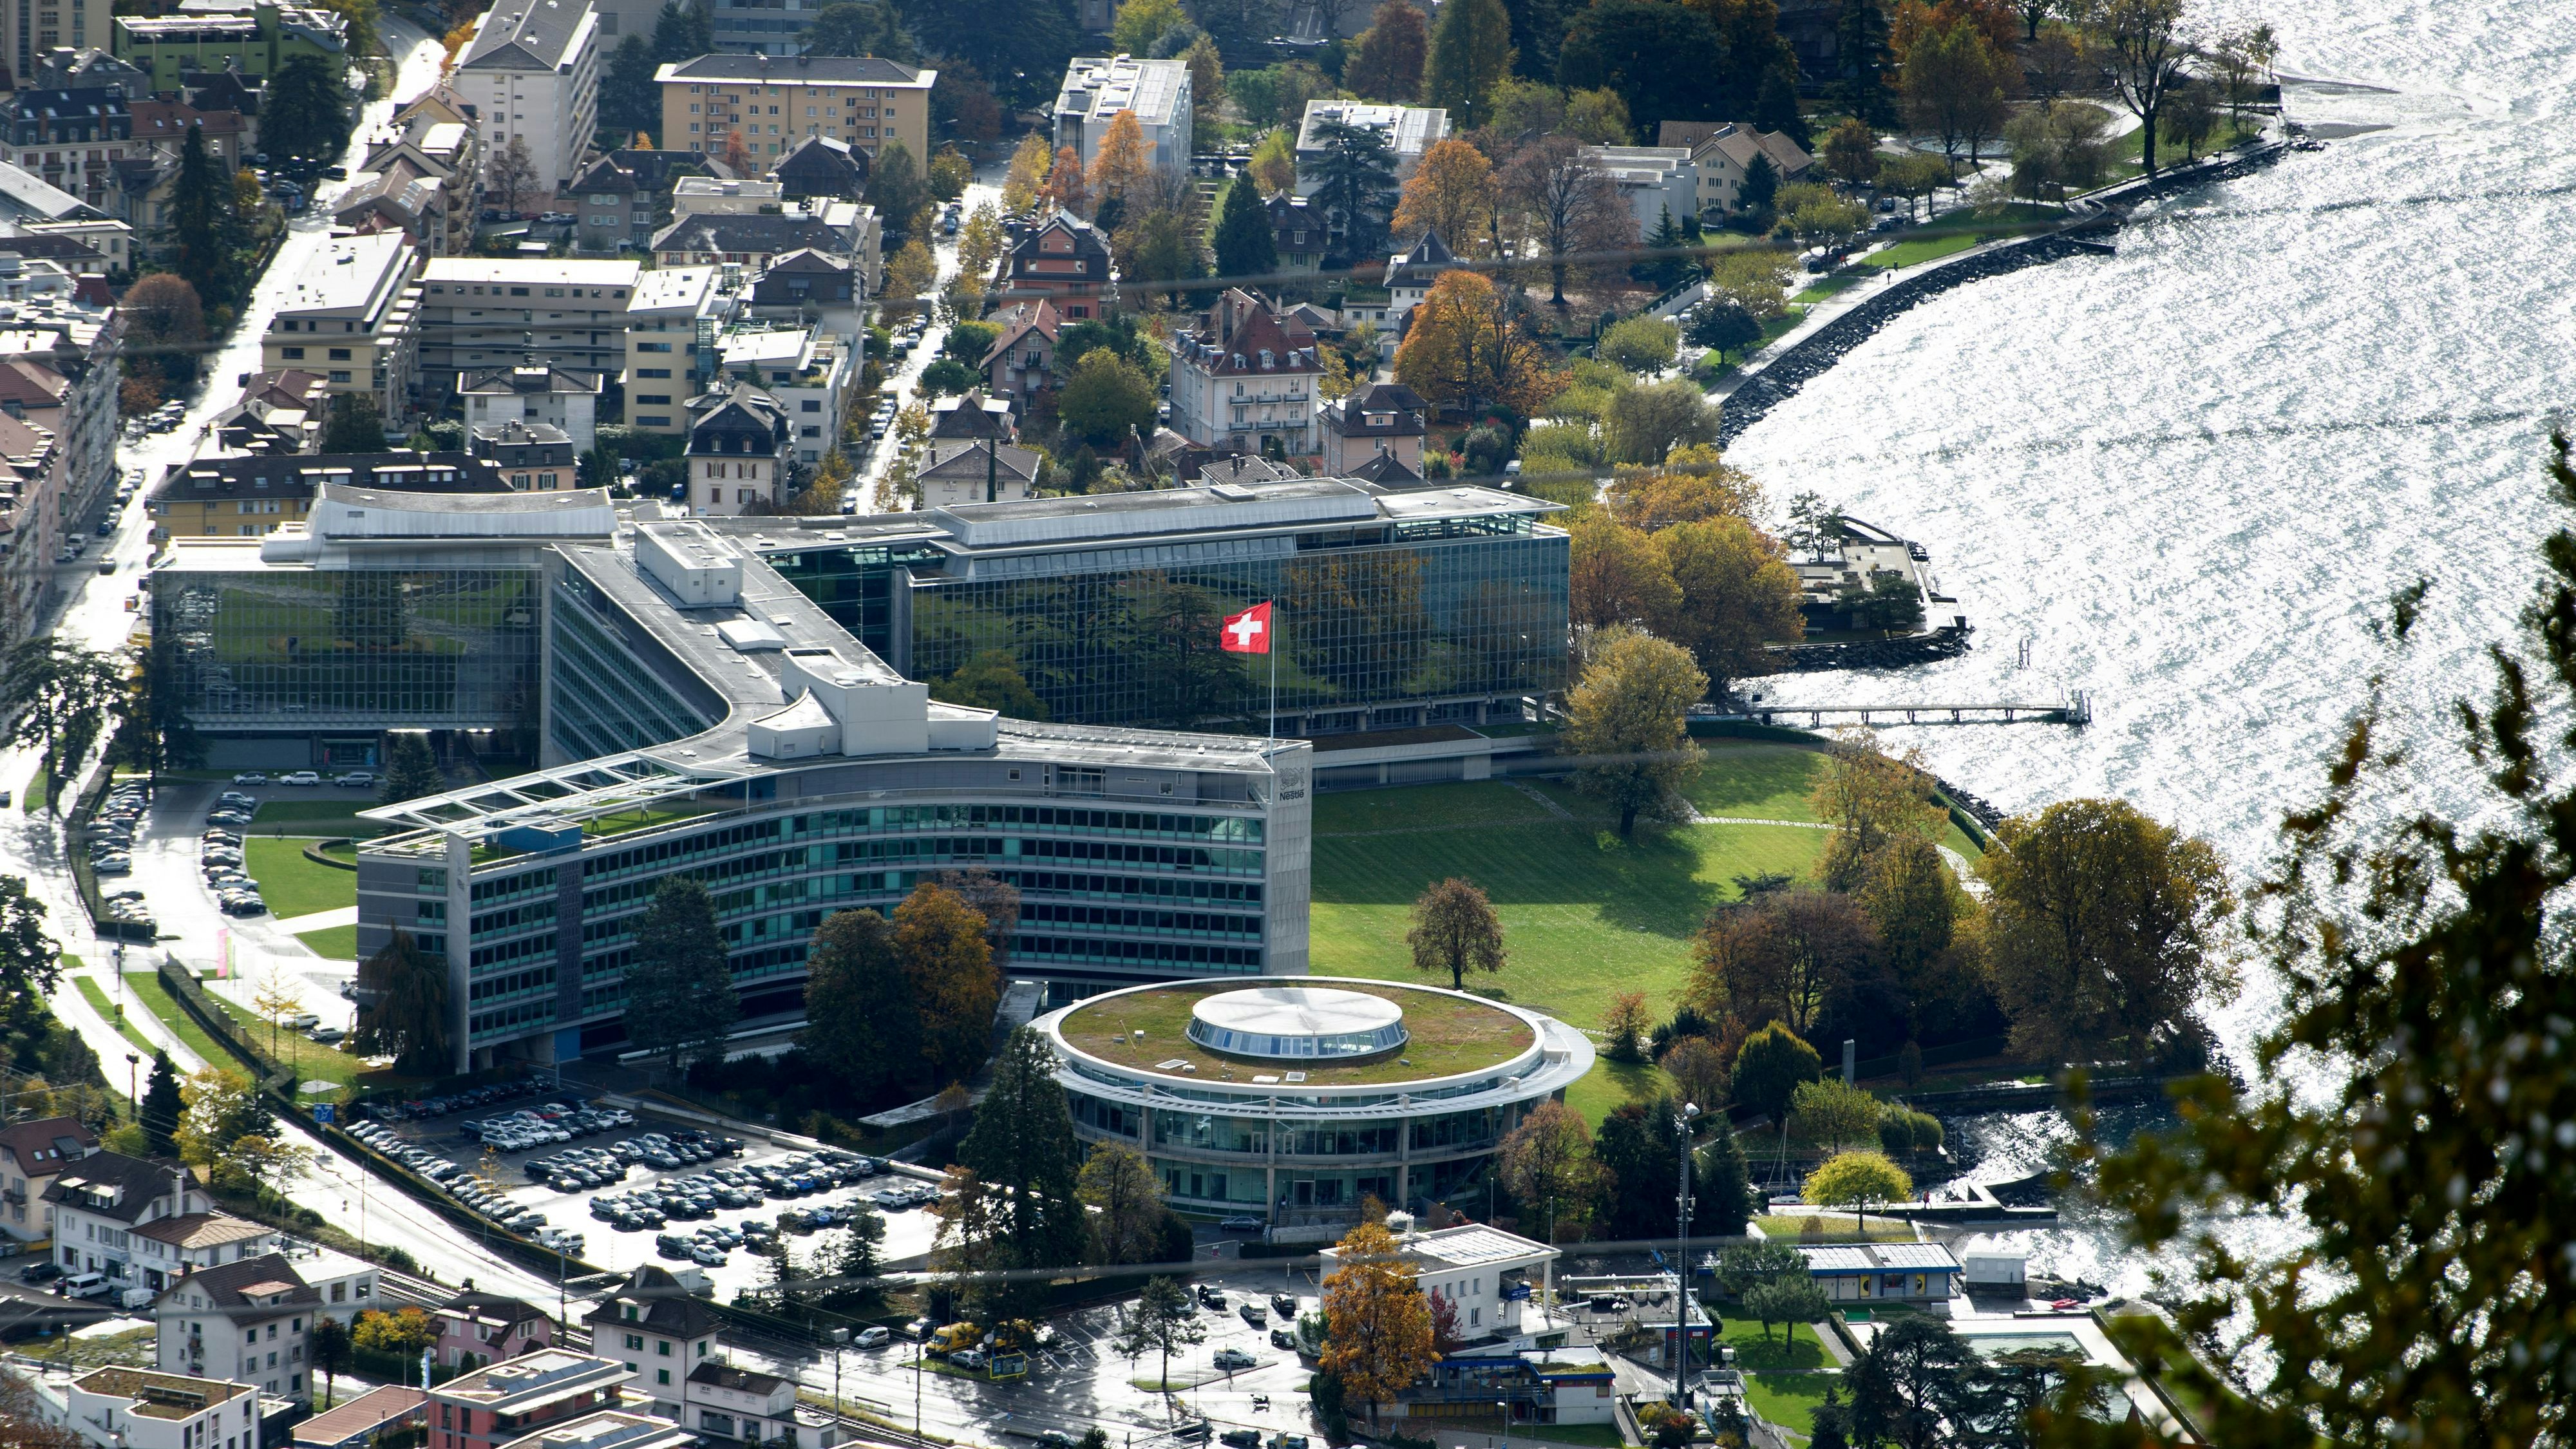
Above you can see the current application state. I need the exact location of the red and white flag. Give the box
[1220,601,1273,655]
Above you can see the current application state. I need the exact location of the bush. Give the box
[595,425,686,460]
[1459,423,1514,477]
[1877,1107,1943,1157]
[1520,421,1600,466]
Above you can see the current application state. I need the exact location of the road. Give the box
[3,14,565,1304]
[855,171,1004,504]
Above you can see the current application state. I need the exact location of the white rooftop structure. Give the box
[1294,100,1449,196]
[419,257,641,291]
[1188,986,1408,1059]
[274,232,415,316]
[1052,54,1194,173]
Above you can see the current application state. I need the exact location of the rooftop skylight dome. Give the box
[1186,985,1409,1061]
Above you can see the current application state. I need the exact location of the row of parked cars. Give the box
[460,1103,638,1151]
[358,1076,551,1122]
[202,793,269,916]
[585,1147,892,1231]
[229,770,374,788]
[86,781,147,878]
[344,1119,586,1256]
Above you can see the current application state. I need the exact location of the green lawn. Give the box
[1309,755,1833,1124]
[200,983,366,1091]
[75,976,156,1057]
[1746,1372,1841,1435]
[1792,275,1863,303]
[250,800,382,838]
[1857,231,1984,270]
[1750,1214,1922,1243]
[1714,1309,1832,1371]
[298,924,360,959]
[243,838,358,918]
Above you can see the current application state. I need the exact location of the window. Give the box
[657,1368,670,1385]
[638,368,670,379]
[328,348,351,361]
[624,1333,643,1350]
[330,372,351,383]
[281,346,305,359]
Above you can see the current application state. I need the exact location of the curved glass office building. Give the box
[1039,979,1595,1224]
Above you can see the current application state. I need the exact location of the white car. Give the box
[854,1326,891,1348]
[231,772,269,785]
[334,771,375,787]
[278,771,321,786]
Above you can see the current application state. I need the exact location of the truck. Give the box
[927,1321,981,1358]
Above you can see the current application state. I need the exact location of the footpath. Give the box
[1707,133,2295,445]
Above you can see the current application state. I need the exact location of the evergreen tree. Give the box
[1211,176,1278,287]
[321,393,386,452]
[956,1027,1086,1318]
[626,878,739,1073]
[262,55,348,163]
[164,124,236,304]
[1305,115,1399,262]
[1833,0,1895,128]
[378,734,444,804]
[800,907,918,1103]
[1424,0,1513,130]
[140,1050,182,1158]
[1698,1112,1754,1236]
[651,0,711,61]
[599,35,663,139]
[1594,1095,1689,1242]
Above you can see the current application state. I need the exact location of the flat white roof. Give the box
[275,232,412,317]
[1193,987,1402,1037]
[627,265,721,314]
[422,258,641,287]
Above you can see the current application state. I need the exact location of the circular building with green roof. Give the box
[1038,978,1595,1227]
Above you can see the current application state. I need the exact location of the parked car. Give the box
[1212,1348,1256,1370]
[231,772,269,784]
[1220,1213,1264,1233]
[854,1326,891,1348]
[278,771,321,785]
[334,771,375,787]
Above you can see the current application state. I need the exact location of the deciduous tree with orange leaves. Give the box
[1045,144,1088,215]
[1319,1220,1438,1425]
[1389,137,1497,257]
[1086,110,1153,213]
[1392,269,1561,417]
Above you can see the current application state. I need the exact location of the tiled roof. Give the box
[41,1150,185,1222]
[658,55,926,85]
[0,1115,94,1173]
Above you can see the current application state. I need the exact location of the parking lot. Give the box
[348,1094,949,1300]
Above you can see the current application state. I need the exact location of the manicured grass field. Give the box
[1793,275,1864,303]
[1715,1309,1832,1371]
[297,924,360,959]
[1746,1371,1841,1435]
[1859,231,1984,270]
[1059,981,1533,1084]
[243,838,357,919]
[250,800,382,838]
[200,981,365,1090]
[1308,747,1839,1122]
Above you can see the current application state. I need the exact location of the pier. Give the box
[1726,693,2094,728]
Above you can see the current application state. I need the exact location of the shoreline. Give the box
[1710,138,2297,447]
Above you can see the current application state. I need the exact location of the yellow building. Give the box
[654,53,934,167]
[147,453,513,540]
[259,231,422,428]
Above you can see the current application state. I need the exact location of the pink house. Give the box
[432,1288,556,1370]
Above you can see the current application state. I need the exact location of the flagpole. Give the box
[1268,607,1278,744]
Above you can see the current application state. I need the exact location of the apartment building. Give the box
[681,381,791,516]
[1165,288,1325,455]
[427,1351,633,1449]
[998,209,1112,320]
[0,404,62,630]
[459,363,602,451]
[0,0,114,92]
[0,283,116,562]
[1051,54,1192,173]
[0,1115,95,1245]
[49,1368,259,1449]
[743,247,863,336]
[261,231,422,427]
[44,1151,216,1289]
[410,256,641,389]
[0,86,131,211]
[1293,100,1447,198]
[715,321,848,464]
[622,263,733,433]
[585,1267,717,1419]
[350,100,484,258]
[146,450,513,540]
[456,0,600,200]
[111,3,346,93]
[656,53,933,164]
[565,147,719,254]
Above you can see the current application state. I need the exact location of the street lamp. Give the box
[124,1054,138,1126]
[1672,1101,1700,1409]
[1497,1399,1509,1449]
[828,1326,848,1430]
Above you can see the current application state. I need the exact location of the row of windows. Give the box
[469,900,554,936]
[470,998,556,1040]
[469,965,556,1003]
[469,931,554,972]
[469,867,557,905]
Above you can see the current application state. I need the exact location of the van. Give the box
[926,1321,980,1357]
[61,1271,109,1300]
[120,1286,156,1310]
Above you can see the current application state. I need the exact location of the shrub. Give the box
[1596,314,1680,374]
[1520,421,1600,466]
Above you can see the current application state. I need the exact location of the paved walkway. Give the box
[276,905,357,933]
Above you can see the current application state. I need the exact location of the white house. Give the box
[457,0,601,202]
[1687,124,1814,216]
[1582,145,1698,239]
[1294,100,1448,199]
[459,364,604,452]
[1052,55,1194,174]
[43,1151,244,1293]
[1164,288,1325,455]
[1318,1218,1559,1342]
[43,1367,260,1449]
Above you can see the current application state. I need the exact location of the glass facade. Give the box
[155,565,542,729]
[547,573,714,761]
[768,520,1568,732]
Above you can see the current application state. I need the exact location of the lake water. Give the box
[1727,0,2576,1290]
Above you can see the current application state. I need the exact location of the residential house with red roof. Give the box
[1166,287,1324,457]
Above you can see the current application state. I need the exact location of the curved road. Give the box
[8,15,560,1300]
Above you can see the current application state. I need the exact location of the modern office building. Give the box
[656,53,934,162]
[753,478,1567,735]
[133,490,1319,1074]
[1039,979,1593,1223]
[261,231,423,428]
[1051,55,1193,175]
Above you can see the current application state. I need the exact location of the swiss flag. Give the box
[1220,601,1273,655]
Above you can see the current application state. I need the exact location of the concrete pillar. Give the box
[1842,1039,1855,1084]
